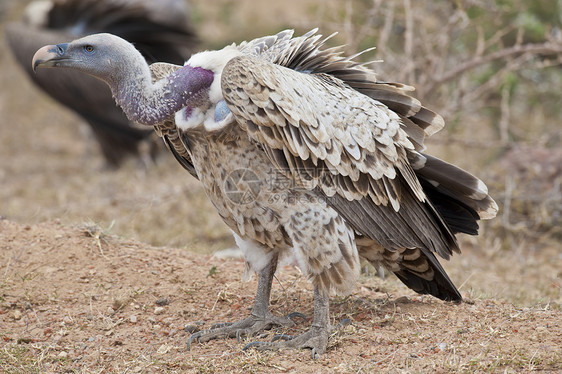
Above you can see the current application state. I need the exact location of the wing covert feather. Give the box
[222,55,422,204]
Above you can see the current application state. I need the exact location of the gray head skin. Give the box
[32,33,214,126]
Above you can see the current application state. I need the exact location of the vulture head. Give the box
[33,33,135,82]
[33,33,221,126]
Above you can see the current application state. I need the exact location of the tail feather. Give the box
[420,179,480,235]
[393,247,462,302]
[414,153,498,225]
[394,267,462,302]
[358,241,462,302]
[417,154,489,199]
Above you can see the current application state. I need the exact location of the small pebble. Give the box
[438,342,447,351]
[58,351,68,358]
[184,324,200,334]
[63,316,72,324]
[155,298,169,306]
[395,296,411,304]
[147,316,157,324]
[130,315,137,323]
[157,344,171,354]
[154,306,165,315]
[13,310,22,320]
[535,326,548,338]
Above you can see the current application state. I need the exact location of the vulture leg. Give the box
[187,254,303,350]
[243,287,349,358]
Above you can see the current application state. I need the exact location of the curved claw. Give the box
[286,312,308,323]
[186,332,202,351]
[336,318,352,329]
[271,333,293,342]
[235,329,244,343]
[311,347,320,360]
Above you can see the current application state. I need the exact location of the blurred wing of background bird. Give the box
[5,0,198,168]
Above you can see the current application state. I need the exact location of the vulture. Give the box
[33,30,498,356]
[6,0,197,167]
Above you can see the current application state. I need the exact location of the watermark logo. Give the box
[224,169,261,204]
[224,167,333,205]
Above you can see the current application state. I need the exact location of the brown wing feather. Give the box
[221,55,460,261]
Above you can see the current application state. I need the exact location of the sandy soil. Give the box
[1,220,561,373]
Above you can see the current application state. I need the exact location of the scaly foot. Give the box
[243,318,351,358]
[186,312,307,350]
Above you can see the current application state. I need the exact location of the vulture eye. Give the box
[83,45,95,54]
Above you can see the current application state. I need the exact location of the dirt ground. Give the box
[1,220,560,373]
[0,1,561,373]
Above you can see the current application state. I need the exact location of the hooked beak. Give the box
[32,43,70,72]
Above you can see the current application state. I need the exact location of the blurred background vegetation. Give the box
[0,0,560,304]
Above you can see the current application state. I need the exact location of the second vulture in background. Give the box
[6,0,197,167]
